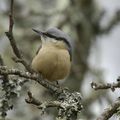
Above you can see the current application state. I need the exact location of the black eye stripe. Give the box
[44,33,71,47]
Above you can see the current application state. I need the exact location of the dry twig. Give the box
[91,80,120,92]
[5,0,33,72]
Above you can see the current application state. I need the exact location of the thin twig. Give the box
[25,91,66,109]
[91,81,120,91]
[5,0,33,72]
[9,0,14,33]
[25,91,41,106]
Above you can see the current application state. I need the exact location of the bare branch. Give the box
[97,99,120,120]
[0,55,13,119]
[5,0,21,57]
[9,0,14,33]
[5,0,33,73]
[91,80,120,91]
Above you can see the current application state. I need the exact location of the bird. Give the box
[31,27,72,82]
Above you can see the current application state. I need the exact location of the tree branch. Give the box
[25,91,83,119]
[25,91,41,106]
[96,99,120,120]
[91,79,120,91]
[0,66,60,92]
[5,0,33,73]
[0,66,83,119]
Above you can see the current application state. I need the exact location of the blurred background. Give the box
[0,0,120,120]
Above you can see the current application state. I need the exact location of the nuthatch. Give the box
[31,27,72,81]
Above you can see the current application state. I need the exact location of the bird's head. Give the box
[32,27,72,61]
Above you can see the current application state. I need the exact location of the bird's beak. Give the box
[32,28,44,36]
